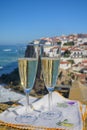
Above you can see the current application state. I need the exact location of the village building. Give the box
[60,61,71,70]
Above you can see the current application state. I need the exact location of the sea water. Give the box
[0,44,26,76]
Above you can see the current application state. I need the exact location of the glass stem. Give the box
[25,92,30,113]
[48,92,52,111]
[26,92,29,106]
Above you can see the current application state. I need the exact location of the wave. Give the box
[3,49,12,52]
[0,66,3,69]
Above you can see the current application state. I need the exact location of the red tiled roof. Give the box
[71,48,81,51]
[80,44,85,46]
[60,61,69,64]
[61,47,68,51]
[82,60,87,63]
[75,73,86,78]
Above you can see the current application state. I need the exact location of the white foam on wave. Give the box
[3,49,12,52]
[0,66,3,69]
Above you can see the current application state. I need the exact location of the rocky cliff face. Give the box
[25,44,36,57]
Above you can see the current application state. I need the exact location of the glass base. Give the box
[15,113,37,124]
[39,110,62,120]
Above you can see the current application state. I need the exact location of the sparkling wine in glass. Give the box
[16,44,38,124]
[40,43,62,120]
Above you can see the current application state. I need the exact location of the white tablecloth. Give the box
[0,91,84,130]
[0,85,24,102]
[0,85,36,103]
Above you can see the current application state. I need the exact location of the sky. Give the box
[0,0,87,44]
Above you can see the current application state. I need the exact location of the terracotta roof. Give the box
[82,60,87,63]
[69,46,78,51]
[75,73,86,78]
[80,44,85,46]
[71,48,81,51]
[60,61,69,64]
[61,47,68,51]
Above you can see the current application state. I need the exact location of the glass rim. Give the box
[18,57,38,60]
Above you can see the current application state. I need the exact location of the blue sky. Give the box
[0,0,87,44]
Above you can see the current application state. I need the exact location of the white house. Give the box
[70,48,83,58]
[60,61,71,70]
[43,46,60,57]
[82,48,87,57]
[45,41,52,45]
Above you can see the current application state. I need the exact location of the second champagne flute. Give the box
[40,43,62,120]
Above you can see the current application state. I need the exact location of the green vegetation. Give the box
[63,41,74,46]
[57,42,61,45]
[67,60,74,64]
[63,50,71,57]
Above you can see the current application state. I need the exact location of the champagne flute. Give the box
[40,43,62,120]
[15,44,38,124]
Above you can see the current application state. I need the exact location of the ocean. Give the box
[0,44,27,76]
